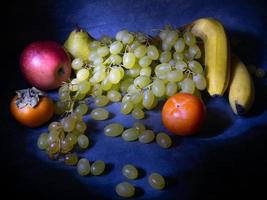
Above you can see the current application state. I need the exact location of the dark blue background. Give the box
[2,0,267,199]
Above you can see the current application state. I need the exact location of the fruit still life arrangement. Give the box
[10,17,265,198]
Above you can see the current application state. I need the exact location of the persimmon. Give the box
[162,93,205,136]
[10,87,54,128]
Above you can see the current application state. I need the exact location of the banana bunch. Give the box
[190,18,254,115]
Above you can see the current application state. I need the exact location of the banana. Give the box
[190,18,230,96]
[228,55,254,115]
[64,28,93,60]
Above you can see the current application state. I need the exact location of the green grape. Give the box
[90,108,109,120]
[48,122,61,132]
[169,59,176,67]
[150,96,158,109]
[66,133,78,145]
[134,45,147,58]
[91,83,103,97]
[108,54,122,65]
[166,82,178,96]
[110,41,123,54]
[122,33,134,44]
[165,30,178,45]
[104,123,124,137]
[116,30,128,41]
[58,90,70,102]
[97,46,109,57]
[75,120,87,133]
[134,76,151,88]
[122,128,139,141]
[189,44,201,59]
[90,70,107,83]
[75,103,89,115]
[192,73,206,90]
[147,45,159,60]
[77,158,90,176]
[155,63,171,79]
[148,173,165,190]
[123,53,136,69]
[173,51,184,61]
[175,60,187,71]
[71,112,83,122]
[64,153,78,166]
[255,68,266,78]
[70,78,79,91]
[89,41,101,49]
[93,57,104,65]
[71,58,84,70]
[160,51,172,63]
[167,70,183,82]
[100,35,112,45]
[188,61,203,74]
[122,164,138,179]
[111,83,120,91]
[37,133,49,150]
[60,138,73,153]
[142,89,155,109]
[107,90,122,102]
[156,132,172,148]
[120,78,133,93]
[152,79,165,97]
[181,78,195,94]
[131,107,145,119]
[127,65,141,78]
[77,135,89,149]
[94,95,109,107]
[139,56,152,68]
[122,95,132,103]
[47,132,59,145]
[62,116,76,132]
[116,182,135,198]
[120,101,134,115]
[127,84,140,95]
[131,92,143,104]
[47,142,60,154]
[91,160,105,175]
[88,51,98,61]
[54,101,68,115]
[78,80,91,94]
[76,92,87,101]
[174,38,185,52]
[183,31,196,46]
[162,41,172,51]
[138,130,155,143]
[109,67,122,84]
[140,67,152,77]
[133,122,146,133]
[101,77,113,91]
[77,68,90,81]
[159,29,169,40]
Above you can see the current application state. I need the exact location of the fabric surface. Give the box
[2,0,267,199]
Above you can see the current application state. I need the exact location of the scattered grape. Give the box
[104,123,124,137]
[77,158,90,176]
[148,173,165,190]
[122,164,138,179]
[91,160,105,175]
[156,132,172,148]
[116,182,135,198]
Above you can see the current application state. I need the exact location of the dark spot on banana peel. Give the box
[235,104,246,115]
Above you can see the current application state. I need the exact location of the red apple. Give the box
[20,41,71,90]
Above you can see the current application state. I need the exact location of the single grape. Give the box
[127,65,141,78]
[134,45,147,58]
[138,130,155,143]
[140,67,152,77]
[134,76,151,88]
[122,33,134,44]
[188,61,203,74]
[120,101,134,115]
[166,82,178,96]
[115,182,135,198]
[47,133,59,145]
[148,173,165,190]
[183,31,196,46]
[122,164,138,179]
[131,107,145,119]
[91,160,105,175]
[47,142,60,154]
[104,123,124,137]
[122,128,139,141]
[48,122,61,132]
[110,41,123,54]
[173,51,184,61]
[71,58,84,70]
[127,84,140,95]
[37,133,49,150]
[133,122,146,133]
[75,120,87,133]
[66,133,78,145]
[90,108,109,120]
[189,44,201,59]
[116,30,128,41]
[89,41,101,49]
[78,81,91,94]
[77,158,90,176]
[97,46,109,57]
[155,63,171,79]
[165,30,178,45]
[107,90,122,102]
[174,38,185,52]
[156,132,172,148]
[101,77,113,91]
[162,41,172,51]
[93,57,104,65]
[193,74,207,90]
[139,56,152,68]
[167,70,183,82]
[152,79,165,97]
[71,112,83,122]
[147,45,159,60]
[175,60,187,71]
[64,153,78,166]
[77,68,90,81]
[123,53,136,69]
[181,78,195,94]
[75,103,89,115]
[122,95,132,103]
[142,89,155,109]
[159,29,169,40]
[77,135,89,149]
[94,95,109,107]
[120,78,133,93]
[88,51,98,61]
[70,78,79,91]
[62,116,76,132]
[108,54,122,65]
[109,67,122,84]
[128,40,141,52]
[160,51,172,63]
[60,138,73,153]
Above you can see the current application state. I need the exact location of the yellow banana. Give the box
[228,55,254,115]
[190,18,230,96]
